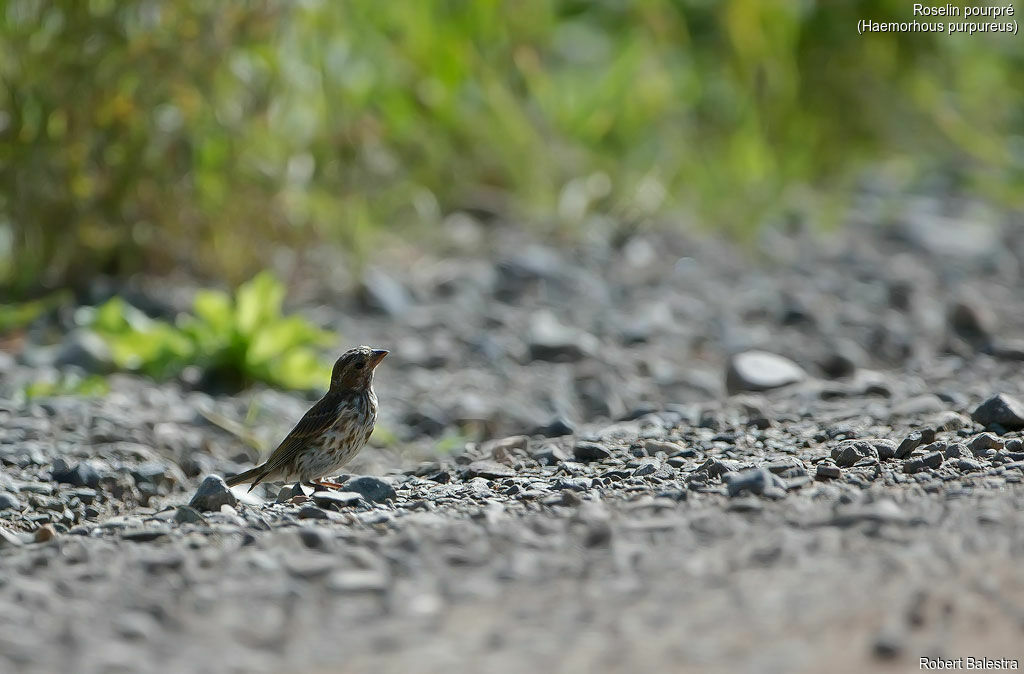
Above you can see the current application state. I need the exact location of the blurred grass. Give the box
[2,0,1022,294]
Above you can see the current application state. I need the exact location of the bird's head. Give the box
[330,346,388,391]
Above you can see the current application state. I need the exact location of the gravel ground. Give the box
[2,193,1024,673]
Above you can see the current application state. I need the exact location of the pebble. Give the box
[894,431,923,459]
[463,460,516,480]
[723,468,787,498]
[529,417,576,438]
[725,351,806,393]
[815,462,842,480]
[51,459,101,488]
[342,477,396,503]
[971,394,1024,431]
[831,440,877,468]
[312,491,364,511]
[188,475,237,512]
[173,506,208,525]
[573,441,612,462]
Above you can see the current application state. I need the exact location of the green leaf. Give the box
[192,289,234,336]
[235,271,285,337]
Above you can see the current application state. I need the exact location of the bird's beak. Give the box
[370,349,389,367]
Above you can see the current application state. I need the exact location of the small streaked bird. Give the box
[226,346,388,492]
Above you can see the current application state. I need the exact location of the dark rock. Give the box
[904,451,942,474]
[948,298,996,343]
[463,460,516,480]
[956,458,984,473]
[555,477,592,491]
[529,417,575,438]
[725,351,805,394]
[972,394,1024,431]
[870,439,898,461]
[276,483,305,502]
[943,442,967,459]
[531,444,570,466]
[697,458,735,479]
[632,459,661,477]
[815,462,842,480]
[723,468,786,498]
[0,493,22,510]
[173,506,208,525]
[902,457,926,474]
[297,505,331,520]
[312,491,364,510]
[51,459,101,488]
[188,475,237,512]
[573,441,612,462]
[894,432,923,459]
[342,476,396,503]
[831,440,877,468]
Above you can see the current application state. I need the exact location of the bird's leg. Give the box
[308,478,347,491]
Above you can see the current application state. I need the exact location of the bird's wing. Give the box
[258,394,343,476]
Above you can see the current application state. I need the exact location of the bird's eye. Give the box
[354,362,365,370]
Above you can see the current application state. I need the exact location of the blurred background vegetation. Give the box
[2,0,1022,296]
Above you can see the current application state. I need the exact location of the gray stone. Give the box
[573,441,612,462]
[632,458,661,477]
[956,458,985,473]
[969,433,1004,455]
[0,492,22,510]
[723,468,786,498]
[463,460,516,480]
[831,440,877,468]
[297,505,331,520]
[312,490,365,510]
[972,394,1024,431]
[815,462,842,480]
[725,350,805,393]
[173,506,208,525]
[894,432,923,459]
[529,417,576,438]
[51,459,101,488]
[188,475,237,512]
[870,439,898,461]
[948,298,996,343]
[276,483,305,502]
[342,476,396,503]
[943,443,967,459]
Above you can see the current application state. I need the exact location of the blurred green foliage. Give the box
[2,1,1022,293]
[22,372,109,400]
[0,290,69,332]
[87,271,334,390]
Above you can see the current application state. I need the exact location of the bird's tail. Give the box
[225,465,268,491]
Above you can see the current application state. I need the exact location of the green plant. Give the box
[22,372,109,400]
[88,271,334,391]
[0,291,71,334]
